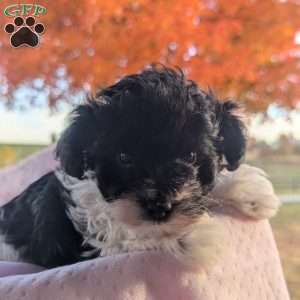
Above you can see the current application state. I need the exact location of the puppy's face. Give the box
[57,68,246,225]
[91,99,215,223]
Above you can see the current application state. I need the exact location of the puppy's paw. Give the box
[212,164,281,219]
[174,214,225,267]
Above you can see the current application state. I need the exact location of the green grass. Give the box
[247,159,300,194]
[271,203,300,300]
[0,144,46,168]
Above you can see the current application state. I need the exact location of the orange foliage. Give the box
[0,0,299,111]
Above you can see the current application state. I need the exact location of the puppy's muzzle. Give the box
[140,195,173,221]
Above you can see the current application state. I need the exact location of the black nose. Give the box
[142,199,173,221]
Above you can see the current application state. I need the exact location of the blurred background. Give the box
[0,0,299,297]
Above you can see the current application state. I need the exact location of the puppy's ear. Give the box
[215,101,247,171]
[56,103,97,178]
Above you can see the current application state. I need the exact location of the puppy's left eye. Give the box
[184,152,197,164]
[119,153,133,167]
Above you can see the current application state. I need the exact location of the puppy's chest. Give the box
[66,199,166,258]
[63,178,159,257]
[66,194,122,256]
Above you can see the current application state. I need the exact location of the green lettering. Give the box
[22,4,33,16]
[34,5,47,16]
[4,5,21,17]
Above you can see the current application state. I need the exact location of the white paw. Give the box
[212,164,281,219]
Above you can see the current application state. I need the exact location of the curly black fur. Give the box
[0,66,246,268]
[57,67,246,195]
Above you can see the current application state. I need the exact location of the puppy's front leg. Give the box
[211,164,281,219]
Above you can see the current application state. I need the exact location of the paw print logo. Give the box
[4,16,45,48]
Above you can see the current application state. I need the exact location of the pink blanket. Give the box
[0,147,290,300]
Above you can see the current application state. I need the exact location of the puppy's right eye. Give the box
[118,153,133,167]
[184,152,197,164]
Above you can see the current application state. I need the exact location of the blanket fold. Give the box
[0,147,290,300]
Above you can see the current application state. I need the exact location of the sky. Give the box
[0,101,299,145]
[0,103,67,144]
[249,111,300,143]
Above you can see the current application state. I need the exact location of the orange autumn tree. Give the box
[0,0,299,111]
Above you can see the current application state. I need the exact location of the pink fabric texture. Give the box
[0,262,44,278]
[0,147,290,300]
[0,146,58,205]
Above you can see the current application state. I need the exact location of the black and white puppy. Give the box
[0,67,280,268]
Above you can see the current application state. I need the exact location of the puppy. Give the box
[0,67,280,268]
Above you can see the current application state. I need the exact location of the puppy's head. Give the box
[57,67,246,225]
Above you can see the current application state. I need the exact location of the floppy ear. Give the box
[216,101,247,171]
[56,103,98,178]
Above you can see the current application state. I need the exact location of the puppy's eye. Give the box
[119,153,133,166]
[184,152,197,164]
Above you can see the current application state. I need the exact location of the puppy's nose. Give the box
[144,199,173,221]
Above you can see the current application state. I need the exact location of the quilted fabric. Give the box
[0,146,58,205]
[0,147,290,300]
